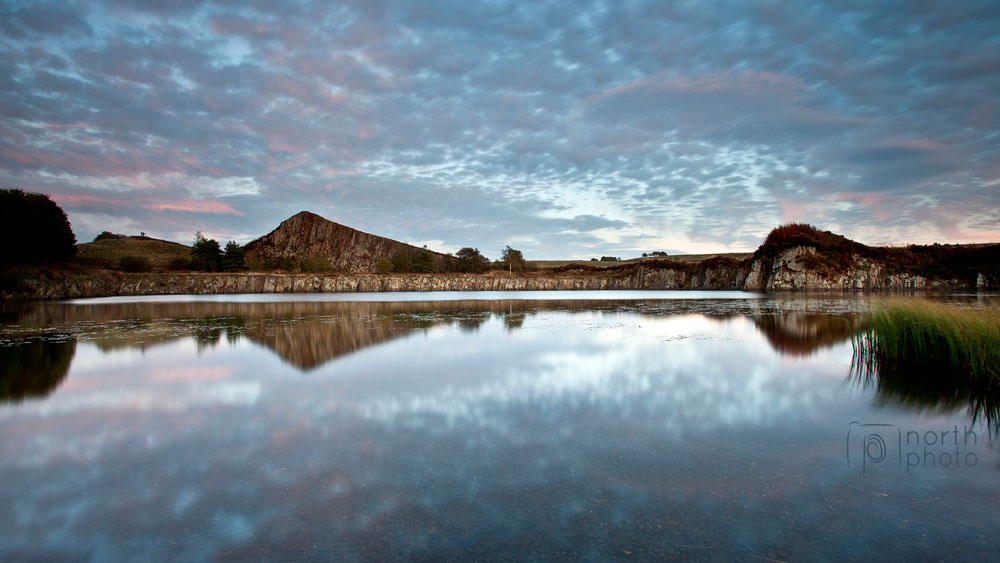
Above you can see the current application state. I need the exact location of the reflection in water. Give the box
[2,297,994,421]
[0,340,76,403]
[1,294,999,561]
[852,350,1000,436]
[1,297,867,373]
[753,313,859,356]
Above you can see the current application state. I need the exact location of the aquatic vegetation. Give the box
[853,300,999,380]
[851,300,1000,433]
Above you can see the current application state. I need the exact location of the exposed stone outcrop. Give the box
[741,246,979,291]
[4,254,993,301]
[244,211,461,273]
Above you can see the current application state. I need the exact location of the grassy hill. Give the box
[76,234,190,272]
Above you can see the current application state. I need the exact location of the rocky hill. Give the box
[244,211,461,273]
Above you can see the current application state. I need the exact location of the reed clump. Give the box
[853,300,1000,381]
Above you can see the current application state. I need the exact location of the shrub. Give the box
[757,223,867,260]
[375,256,394,274]
[0,188,77,264]
[391,251,414,273]
[117,255,153,273]
[93,231,123,242]
[300,257,334,273]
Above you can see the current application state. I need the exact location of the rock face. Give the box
[4,252,994,301]
[244,211,461,273]
[740,246,972,291]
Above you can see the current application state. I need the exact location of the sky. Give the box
[1,0,998,259]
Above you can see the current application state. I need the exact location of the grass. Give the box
[76,235,190,271]
[851,300,1000,434]
[853,300,1000,381]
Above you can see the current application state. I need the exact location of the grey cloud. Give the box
[0,0,997,252]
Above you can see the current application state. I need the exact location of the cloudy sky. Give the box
[2,0,998,258]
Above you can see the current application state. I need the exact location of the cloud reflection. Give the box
[2,297,999,560]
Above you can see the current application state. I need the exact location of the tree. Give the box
[413,250,437,273]
[390,251,413,273]
[500,245,525,272]
[599,256,621,262]
[455,247,489,273]
[192,232,222,271]
[0,188,76,264]
[221,241,248,272]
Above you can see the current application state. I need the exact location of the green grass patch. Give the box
[853,300,1000,381]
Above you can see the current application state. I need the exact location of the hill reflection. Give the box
[4,298,994,420]
[752,313,859,357]
[4,299,866,375]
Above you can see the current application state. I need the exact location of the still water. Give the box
[1,291,998,561]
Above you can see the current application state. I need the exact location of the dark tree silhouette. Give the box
[0,188,76,264]
[456,247,489,273]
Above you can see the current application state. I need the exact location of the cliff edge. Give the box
[244,211,461,273]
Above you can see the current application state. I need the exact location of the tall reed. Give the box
[853,300,1000,381]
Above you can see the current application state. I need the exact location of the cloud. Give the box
[1,0,998,255]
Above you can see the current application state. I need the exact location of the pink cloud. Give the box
[151,365,235,382]
[778,201,813,223]
[881,138,948,153]
[143,200,243,215]
[29,122,94,129]
[833,191,894,221]
[590,70,805,103]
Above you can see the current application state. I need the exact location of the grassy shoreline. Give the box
[853,300,1000,381]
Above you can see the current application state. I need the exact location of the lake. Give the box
[1,291,998,561]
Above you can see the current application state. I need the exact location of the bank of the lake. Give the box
[0,264,989,303]
[6,239,999,301]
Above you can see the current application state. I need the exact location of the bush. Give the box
[93,231,123,242]
[300,257,334,273]
[375,256,394,274]
[390,251,414,273]
[117,255,153,273]
[599,256,621,262]
[0,188,77,264]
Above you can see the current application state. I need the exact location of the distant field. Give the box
[76,236,190,271]
[529,252,753,269]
